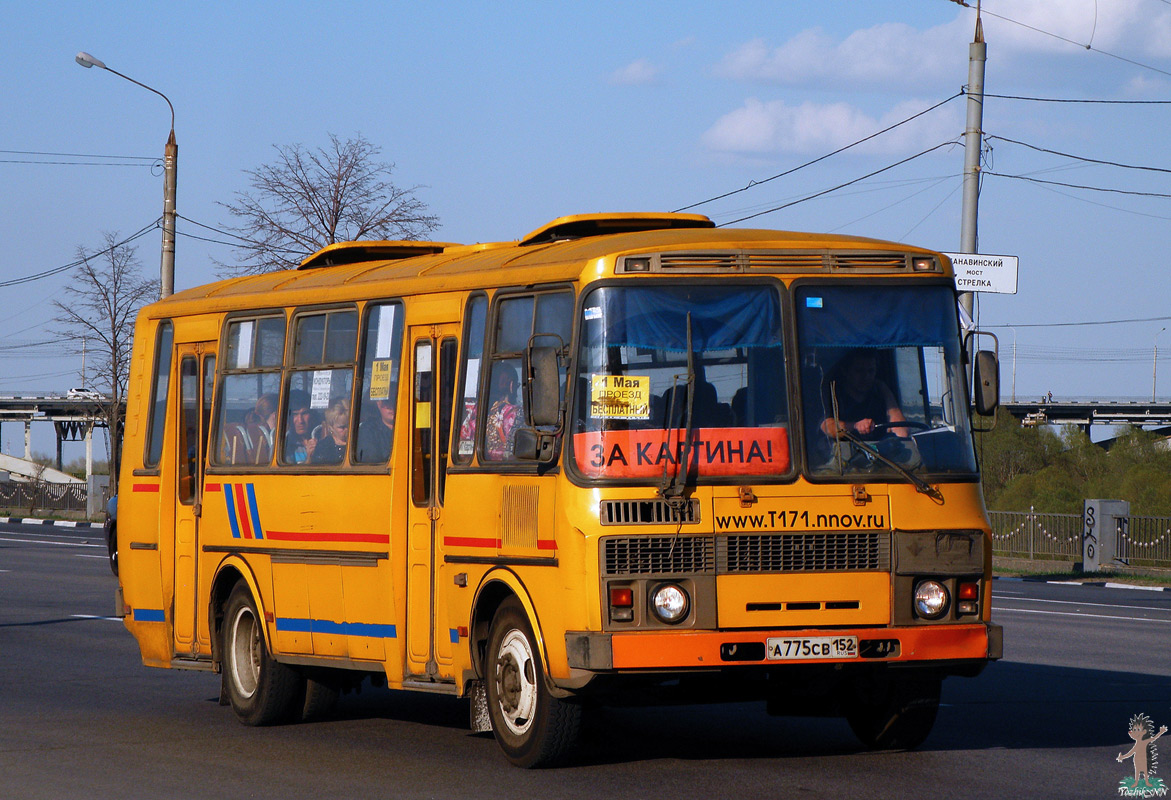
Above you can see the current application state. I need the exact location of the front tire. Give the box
[221,582,302,726]
[845,672,941,751]
[485,598,581,767]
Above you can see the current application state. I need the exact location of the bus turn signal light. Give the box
[610,586,634,622]
[957,582,979,601]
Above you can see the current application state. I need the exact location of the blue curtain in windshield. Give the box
[583,286,780,352]
[796,285,956,347]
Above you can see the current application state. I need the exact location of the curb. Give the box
[993,576,1171,592]
[1,517,101,529]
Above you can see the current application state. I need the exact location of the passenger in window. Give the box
[357,394,397,463]
[820,350,908,440]
[485,364,521,460]
[283,390,318,464]
[222,393,278,464]
[311,397,350,465]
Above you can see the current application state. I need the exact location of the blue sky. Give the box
[3,1,1170,456]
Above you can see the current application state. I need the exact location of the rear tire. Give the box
[299,676,341,722]
[221,582,302,726]
[485,598,581,767]
[845,672,941,751]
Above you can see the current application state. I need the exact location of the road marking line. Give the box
[995,597,1169,613]
[992,606,1171,623]
[0,535,102,548]
[70,614,121,622]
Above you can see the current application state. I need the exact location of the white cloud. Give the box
[715,1,1171,91]
[701,97,961,157]
[608,59,662,86]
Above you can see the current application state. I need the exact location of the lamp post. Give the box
[1155,327,1166,403]
[1008,326,1017,403]
[75,52,176,299]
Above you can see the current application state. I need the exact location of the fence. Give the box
[988,508,1083,561]
[0,482,88,515]
[990,507,1171,570]
[1117,515,1171,567]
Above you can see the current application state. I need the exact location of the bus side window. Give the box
[353,302,403,465]
[144,321,174,469]
[211,315,286,467]
[481,289,572,463]
[453,294,487,463]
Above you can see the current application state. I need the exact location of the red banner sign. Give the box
[573,427,790,478]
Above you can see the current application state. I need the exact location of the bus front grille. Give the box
[599,499,700,525]
[602,532,890,576]
[602,536,715,576]
[721,532,890,573]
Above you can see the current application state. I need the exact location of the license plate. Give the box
[765,636,858,661]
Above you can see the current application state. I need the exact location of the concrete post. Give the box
[1082,499,1130,572]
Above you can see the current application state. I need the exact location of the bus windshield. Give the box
[795,283,978,479]
[571,283,791,480]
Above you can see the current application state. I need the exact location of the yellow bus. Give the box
[113,212,1002,766]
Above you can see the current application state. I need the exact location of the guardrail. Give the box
[0,482,87,514]
[988,509,1083,561]
[1117,515,1171,567]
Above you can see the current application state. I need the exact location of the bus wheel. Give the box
[222,583,301,726]
[845,672,941,751]
[485,598,581,767]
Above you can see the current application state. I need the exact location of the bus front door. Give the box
[405,327,458,681]
[173,343,215,660]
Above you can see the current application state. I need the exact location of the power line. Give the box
[983,171,1171,199]
[954,2,1171,78]
[0,222,158,289]
[987,135,1171,175]
[718,140,961,226]
[980,92,1171,105]
[984,315,1171,329]
[674,91,964,213]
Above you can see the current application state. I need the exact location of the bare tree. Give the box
[217,133,440,275]
[53,232,159,493]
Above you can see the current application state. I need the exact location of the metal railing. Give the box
[0,482,88,514]
[1117,515,1171,567]
[988,508,1083,561]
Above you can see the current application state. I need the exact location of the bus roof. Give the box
[152,213,948,316]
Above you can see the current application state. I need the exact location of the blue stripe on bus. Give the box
[449,628,460,643]
[224,483,241,538]
[133,608,166,622]
[276,617,397,638]
[245,483,264,540]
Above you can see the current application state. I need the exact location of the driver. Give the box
[820,349,909,440]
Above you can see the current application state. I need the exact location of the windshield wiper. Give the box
[834,426,942,501]
[658,312,696,511]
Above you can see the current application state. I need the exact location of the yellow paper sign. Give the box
[369,359,393,400]
[590,374,650,420]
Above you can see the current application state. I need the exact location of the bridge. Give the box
[0,393,113,478]
[1000,400,1171,435]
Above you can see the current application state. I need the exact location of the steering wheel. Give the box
[871,420,931,434]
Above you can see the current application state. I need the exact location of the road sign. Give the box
[944,252,1018,294]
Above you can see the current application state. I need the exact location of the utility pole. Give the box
[958,6,986,327]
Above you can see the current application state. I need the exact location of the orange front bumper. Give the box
[604,622,1000,670]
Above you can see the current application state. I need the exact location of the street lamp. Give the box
[1008,325,1017,404]
[1155,327,1166,403]
[75,51,176,299]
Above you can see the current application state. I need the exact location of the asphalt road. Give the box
[2,521,1169,799]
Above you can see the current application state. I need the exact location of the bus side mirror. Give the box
[973,350,999,416]
[513,427,558,463]
[525,344,562,428]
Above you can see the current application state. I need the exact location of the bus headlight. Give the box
[913,580,950,620]
[650,583,690,624]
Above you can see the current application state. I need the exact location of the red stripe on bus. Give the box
[265,531,390,544]
[537,540,557,550]
[132,483,160,493]
[233,484,252,539]
[204,483,222,492]
[443,536,501,549]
